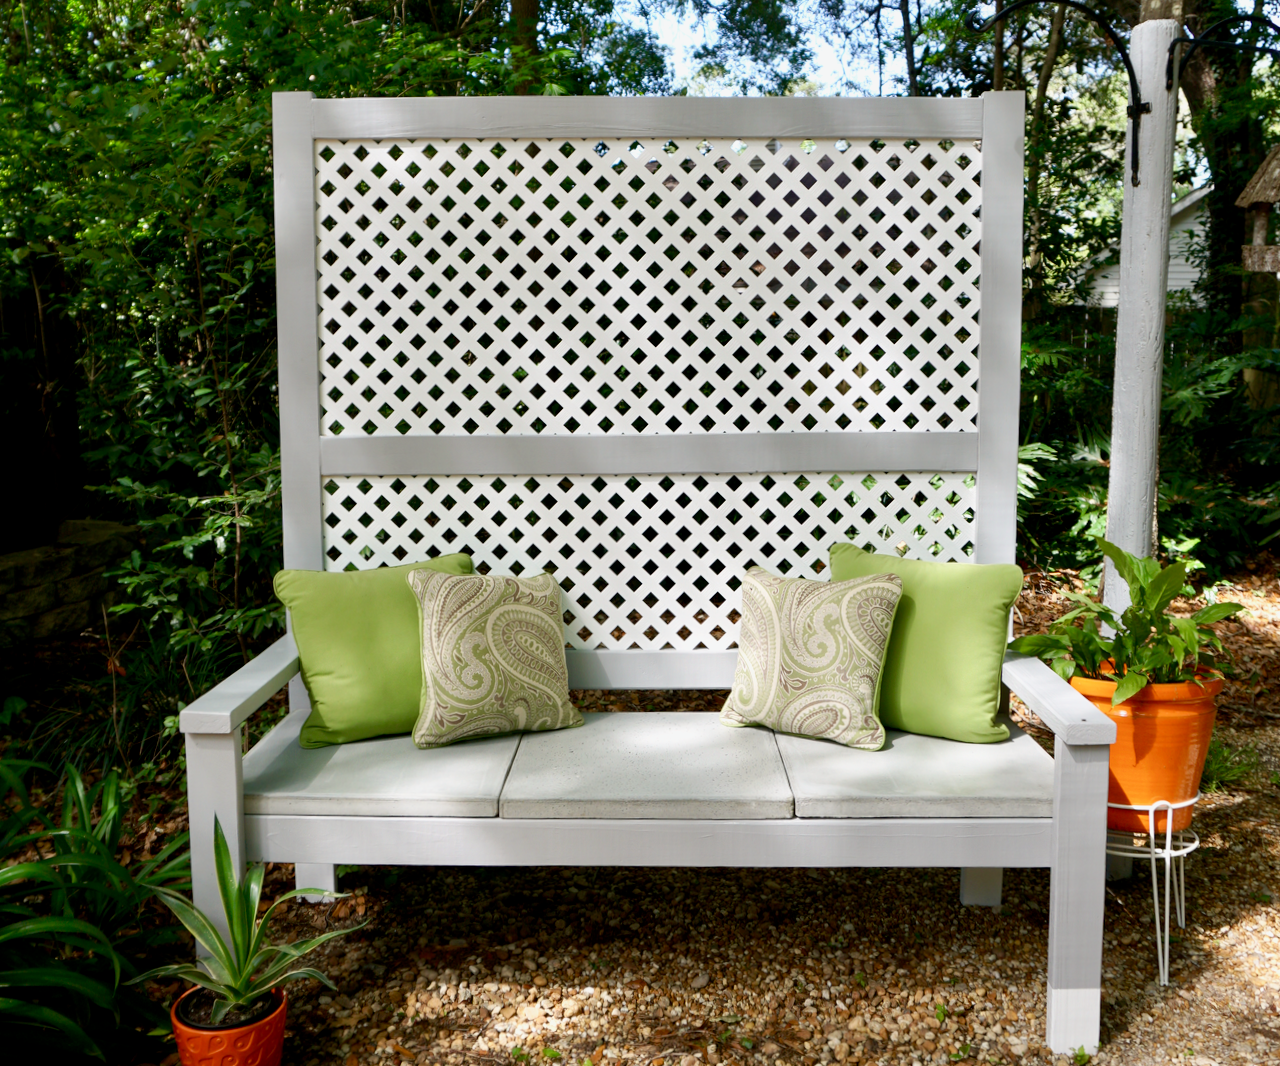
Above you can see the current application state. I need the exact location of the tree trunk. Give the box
[993,0,1004,91]
[511,0,539,94]
[1170,0,1268,347]
[898,0,918,96]
[1023,3,1066,318]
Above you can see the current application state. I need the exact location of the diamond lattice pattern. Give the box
[322,471,975,650]
[316,136,982,438]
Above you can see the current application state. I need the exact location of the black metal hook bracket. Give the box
[966,0,1148,186]
[1165,15,1280,91]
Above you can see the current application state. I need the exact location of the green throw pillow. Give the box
[274,554,474,748]
[720,567,902,750]
[827,543,1023,743]
[407,569,583,748]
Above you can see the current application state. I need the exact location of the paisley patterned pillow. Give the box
[407,569,583,749]
[720,567,902,750]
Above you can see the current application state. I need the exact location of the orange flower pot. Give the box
[1070,674,1221,833]
[171,987,287,1066]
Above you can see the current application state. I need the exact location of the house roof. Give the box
[1236,145,1280,207]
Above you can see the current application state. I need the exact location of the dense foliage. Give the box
[1,759,190,1058]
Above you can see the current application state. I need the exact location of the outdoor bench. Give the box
[179,91,1118,1054]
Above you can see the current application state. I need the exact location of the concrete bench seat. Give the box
[776,717,1055,819]
[242,710,1053,823]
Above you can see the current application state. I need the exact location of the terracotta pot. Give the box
[1070,674,1222,833]
[171,987,287,1066]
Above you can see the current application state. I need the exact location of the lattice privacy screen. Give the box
[316,135,982,438]
[322,471,975,651]
[313,132,984,651]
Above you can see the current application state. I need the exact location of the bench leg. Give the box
[185,729,245,958]
[1046,737,1111,1054]
[296,863,337,903]
[960,867,1003,907]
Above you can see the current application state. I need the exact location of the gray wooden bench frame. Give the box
[179,91,1117,1054]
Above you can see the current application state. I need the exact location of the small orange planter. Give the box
[171,987,287,1066]
[1070,674,1221,833]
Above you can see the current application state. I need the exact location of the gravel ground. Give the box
[244,562,1280,1066]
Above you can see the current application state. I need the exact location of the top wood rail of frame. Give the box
[293,95,987,141]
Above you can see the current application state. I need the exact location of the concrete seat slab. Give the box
[243,711,519,817]
[500,712,793,819]
[777,717,1054,818]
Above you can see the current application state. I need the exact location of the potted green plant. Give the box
[130,817,360,1066]
[1009,538,1245,833]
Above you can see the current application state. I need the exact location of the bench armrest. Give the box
[178,634,301,735]
[1002,652,1116,746]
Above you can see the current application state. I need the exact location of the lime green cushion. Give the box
[274,555,474,748]
[827,544,1023,743]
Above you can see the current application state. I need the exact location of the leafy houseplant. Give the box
[130,817,359,1066]
[1009,539,1245,832]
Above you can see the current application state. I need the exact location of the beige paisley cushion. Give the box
[407,569,583,749]
[720,567,902,750]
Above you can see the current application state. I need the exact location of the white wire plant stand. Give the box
[1106,795,1200,986]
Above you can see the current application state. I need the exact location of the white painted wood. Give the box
[500,713,793,819]
[1103,19,1181,610]
[309,95,985,141]
[274,91,325,572]
[185,730,245,953]
[1045,736,1111,1054]
[1001,653,1117,745]
[315,135,981,443]
[246,814,1052,868]
[959,867,1003,907]
[567,650,738,690]
[295,863,337,904]
[244,726,521,817]
[177,635,298,734]
[974,92,1026,566]
[776,718,1053,818]
[319,431,980,477]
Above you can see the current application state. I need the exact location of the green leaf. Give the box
[1007,634,1070,657]
[150,888,236,980]
[211,816,249,969]
[1143,562,1186,614]
[1110,671,1149,706]
[1096,538,1139,588]
[0,967,118,1009]
[0,998,104,1059]
[1191,602,1245,625]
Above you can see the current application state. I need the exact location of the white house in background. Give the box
[1078,186,1210,306]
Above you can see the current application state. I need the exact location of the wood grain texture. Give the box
[1104,20,1181,609]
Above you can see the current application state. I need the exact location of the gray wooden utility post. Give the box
[1103,1,1182,612]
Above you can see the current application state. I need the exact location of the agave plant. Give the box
[129,816,358,1024]
[1009,538,1245,705]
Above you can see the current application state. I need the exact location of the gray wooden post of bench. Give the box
[178,92,1117,1054]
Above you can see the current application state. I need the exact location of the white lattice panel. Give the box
[316,135,981,439]
[322,471,975,650]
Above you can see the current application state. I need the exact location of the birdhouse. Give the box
[1237,144,1280,272]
